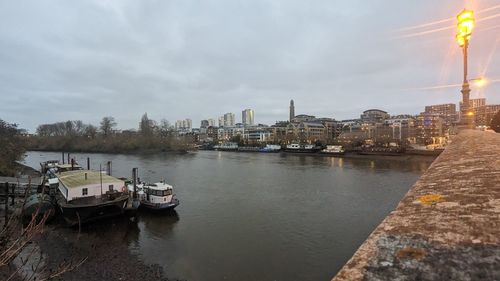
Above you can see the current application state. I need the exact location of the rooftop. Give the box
[58,170,123,189]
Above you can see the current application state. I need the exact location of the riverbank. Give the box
[207,150,439,161]
[36,219,178,281]
[28,148,190,155]
[26,134,193,156]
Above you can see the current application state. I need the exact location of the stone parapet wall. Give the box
[333,130,500,280]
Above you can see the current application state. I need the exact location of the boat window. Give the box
[163,190,172,196]
[108,184,114,192]
[82,188,88,196]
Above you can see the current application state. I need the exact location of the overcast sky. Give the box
[1,0,499,132]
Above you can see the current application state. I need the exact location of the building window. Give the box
[82,188,88,196]
[108,184,114,192]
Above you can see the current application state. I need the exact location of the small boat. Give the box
[128,181,179,211]
[320,145,345,155]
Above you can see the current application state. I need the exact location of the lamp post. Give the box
[456,9,474,128]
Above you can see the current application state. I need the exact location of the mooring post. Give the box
[87,157,90,170]
[23,176,31,208]
[62,152,65,164]
[107,161,112,176]
[71,158,75,170]
[10,183,15,206]
[4,182,8,227]
[67,153,70,165]
[132,168,137,199]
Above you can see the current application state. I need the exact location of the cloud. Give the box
[0,0,499,132]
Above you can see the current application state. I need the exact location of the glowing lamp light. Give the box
[456,34,466,46]
[473,77,487,87]
[456,9,474,46]
[467,111,474,116]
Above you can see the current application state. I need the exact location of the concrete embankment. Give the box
[332,130,500,280]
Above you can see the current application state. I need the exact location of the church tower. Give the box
[289,99,295,122]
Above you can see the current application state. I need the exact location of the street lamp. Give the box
[456,9,474,127]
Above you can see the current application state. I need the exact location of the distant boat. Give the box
[128,181,179,211]
[320,145,345,155]
[284,143,321,153]
[216,142,239,151]
[358,146,404,156]
[259,144,281,153]
[238,146,261,152]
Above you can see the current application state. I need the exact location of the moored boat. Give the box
[216,142,239,151]
[238,146,261,152]
[128,181,179,211]
[259,144,281,153]
[358,146,404,156]
[22,193,56,223]
[48,170,130,226]
[283,143,321,153]
[320,145,345,155]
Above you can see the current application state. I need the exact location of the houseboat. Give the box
[49,170,130,226]
[128,181,179,211]
[237,146,261,152]
[358,146,404,156]
[216,142,239,151]
[283,143,321,153]
[320,145,345,155]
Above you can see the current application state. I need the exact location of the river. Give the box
[23,151,434,281]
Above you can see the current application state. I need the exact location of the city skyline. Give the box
[15,95,500,132]
[1,0,499,132]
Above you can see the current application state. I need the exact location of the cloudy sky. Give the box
[1,0,499,132]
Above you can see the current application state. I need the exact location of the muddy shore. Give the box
[36,217,180,281]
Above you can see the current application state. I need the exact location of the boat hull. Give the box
[139,198,180,211]
[320,151,345,155]
[283,149,321,153]
[57,194,129,226]
[358,151,403,156]
[22,194,56,223]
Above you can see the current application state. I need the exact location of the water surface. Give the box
[24,151,433,281]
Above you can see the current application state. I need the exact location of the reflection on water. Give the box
[24,151,434,281]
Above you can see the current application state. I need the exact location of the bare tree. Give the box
[100,117,117,137]
[159,119,171,138]
[84,124,98,139]
[139,113,155,137]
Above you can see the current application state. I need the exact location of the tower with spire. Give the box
[289,99,295,122]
